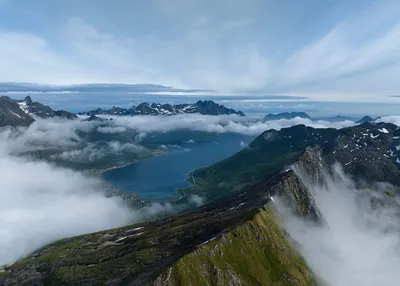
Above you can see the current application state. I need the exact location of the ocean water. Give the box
[103,134,254,201]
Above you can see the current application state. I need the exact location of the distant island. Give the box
[79,100,245,116]
[263,111,378,124]
[0,96,244,127]
[263,112,311,121]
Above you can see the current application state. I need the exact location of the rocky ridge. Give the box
[0,96,78,127]
[16,96,78,120]
[0,147,323,285]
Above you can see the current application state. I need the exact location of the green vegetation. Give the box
[186,129,302,200]
[187,125,339,201]
[149,205,318,286]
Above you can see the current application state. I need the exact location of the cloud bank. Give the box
[277,164,400,286]
[0,156,134,266]
[102,114,355,136]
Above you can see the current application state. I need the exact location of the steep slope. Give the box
[148,205,316,286]
[189,124,338,199]
[0,152,320,285]
[80,100,245,116]
[0,96,35,127]
[190,122,400,200]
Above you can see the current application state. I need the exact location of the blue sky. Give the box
[1,0,400,102]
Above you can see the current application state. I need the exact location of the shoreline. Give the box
[88,149,170,204]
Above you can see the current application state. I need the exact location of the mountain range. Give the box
[2,120,400,285]
[263,111,378,124]
[0,96,77,127]
[0,94,380,125]
[79,100,245,116]
[263,111,311,121]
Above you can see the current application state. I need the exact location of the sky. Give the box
[1,0,400,102]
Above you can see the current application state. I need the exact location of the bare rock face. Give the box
[293,146,327,190]
[18,97,78,120]
[272,171,322,221]
[0,96,35,127]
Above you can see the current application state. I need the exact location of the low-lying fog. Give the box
[276,164,400,286]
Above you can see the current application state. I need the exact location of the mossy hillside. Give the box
[1,166,319,285]
[149,205,318,286]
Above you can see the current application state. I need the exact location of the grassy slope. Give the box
[149,205,317,286]
[1,169,321,285]
[188,125,338,201]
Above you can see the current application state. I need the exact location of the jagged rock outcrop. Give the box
[16,96,78,120]
[293,146,327,188]
[79,100,245,117]
[0,96,35,127]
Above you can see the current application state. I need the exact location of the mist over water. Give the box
[277,165,400,286]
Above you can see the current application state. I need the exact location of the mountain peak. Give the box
[24,96,33,105]
[0,96,35,127]
[356,115,375,124]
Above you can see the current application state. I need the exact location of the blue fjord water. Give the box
[103,135,254,201]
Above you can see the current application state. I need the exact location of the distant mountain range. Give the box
[0,96,245,127]
[263,111,378,124]
[0,96,77,127]
[79,100,245,116]
[263,112,311,121]
[0,82,212,93]
[0,94,381,128]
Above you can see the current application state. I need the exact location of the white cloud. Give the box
[0,155,134,266]
[97,126,127,134]
[0,31,87,84]
[104,114,355,136]
[277,164,400,286]
[376,116,400,126]
[54,141,143,163]
[188,194,205,207]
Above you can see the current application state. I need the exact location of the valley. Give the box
[103,134,254,201]
[2,95,400,285]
